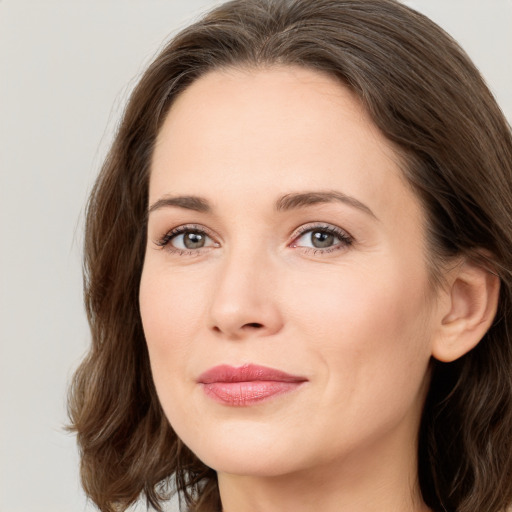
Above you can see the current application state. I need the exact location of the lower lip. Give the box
[202,381,304,406]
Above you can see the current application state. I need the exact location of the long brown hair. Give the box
[68,1,512,511]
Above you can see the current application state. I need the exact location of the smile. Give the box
[197,364,308,406]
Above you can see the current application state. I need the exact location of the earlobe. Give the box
[432,259,500,363]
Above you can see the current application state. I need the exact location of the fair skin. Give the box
[139,66,499,512]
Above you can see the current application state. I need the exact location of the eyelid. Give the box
[289,222,353,244]
[154,223,220,250]
[288,222,354,257]
[152,221,353,256]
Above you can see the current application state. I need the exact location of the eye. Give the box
[291,224,353,252]
[155,225,219,254]
[172,230,212,250]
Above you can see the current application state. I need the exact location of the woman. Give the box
[68,0,512,511]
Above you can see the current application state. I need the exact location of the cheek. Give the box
[139,265,211,432]
[139,265,209,354]
[139,264,210,428]
[140,255,433,379]
[286,259,431,344]
[283,263,433,458]
[285,260,433,399]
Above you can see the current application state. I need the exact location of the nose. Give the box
[208,246,284,340]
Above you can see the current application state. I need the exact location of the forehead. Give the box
[150,65,419,226]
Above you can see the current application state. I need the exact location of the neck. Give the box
[217,418,431,512]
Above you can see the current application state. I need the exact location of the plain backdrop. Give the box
[0,1,511,511]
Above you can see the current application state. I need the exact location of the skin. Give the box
[139,66,445,512]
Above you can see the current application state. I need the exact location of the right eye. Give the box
[155,225,219,255]
[170,230,213,250]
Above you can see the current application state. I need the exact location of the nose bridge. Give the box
[208,237,282,339]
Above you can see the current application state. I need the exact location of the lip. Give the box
[197,364,308,406]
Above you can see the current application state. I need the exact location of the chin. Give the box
[199,449,300,478]
[177,421,309,477]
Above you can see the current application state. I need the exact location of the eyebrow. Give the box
[147,190,377,219]
[275,191,376,218]
[148,195,210,214]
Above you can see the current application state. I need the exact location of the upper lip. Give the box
[198,364,307,384]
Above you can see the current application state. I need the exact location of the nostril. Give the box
[211,322,264,335]
[244,322,263,329]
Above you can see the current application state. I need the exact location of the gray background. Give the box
[1,1,511,511]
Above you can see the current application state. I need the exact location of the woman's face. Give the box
[140,66,442,477]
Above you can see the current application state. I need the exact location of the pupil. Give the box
[312,230,334,248]
[184,232,205,249]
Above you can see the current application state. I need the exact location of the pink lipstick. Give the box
[198,364,307,406]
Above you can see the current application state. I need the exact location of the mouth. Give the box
[197,364,308,406]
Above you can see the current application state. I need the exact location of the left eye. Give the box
[293,227,351,250]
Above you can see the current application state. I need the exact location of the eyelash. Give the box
[154,223,354,257]
[291,224,353,255]
[154,224,219,257]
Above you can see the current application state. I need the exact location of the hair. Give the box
[67,0,512,511]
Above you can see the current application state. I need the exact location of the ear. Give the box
[432,259,500,363]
